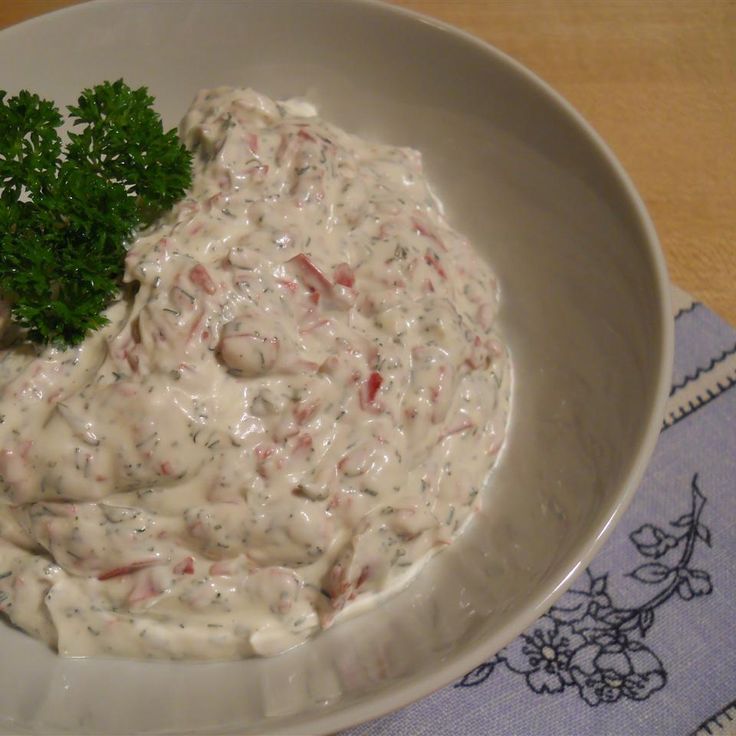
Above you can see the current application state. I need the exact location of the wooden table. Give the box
[2,0,734,325]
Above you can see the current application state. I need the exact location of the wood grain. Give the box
[2,0,734,324]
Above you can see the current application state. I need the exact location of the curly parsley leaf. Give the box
[0,89,63,203]
[0,79,192,346]
[67,80,191,226]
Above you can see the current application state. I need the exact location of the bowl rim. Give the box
[0,0,674,733]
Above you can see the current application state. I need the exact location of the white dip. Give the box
[0,88,510,659]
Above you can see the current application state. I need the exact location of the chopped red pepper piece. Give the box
[297,129,317,143]
[333,262,355,288]
[189,264,217,294]
[367,371,383,402]
[173,556,195,575]
[412,217,447,250]
[287,253,331,288]
[98,559,158,581]
[424,250,447,279]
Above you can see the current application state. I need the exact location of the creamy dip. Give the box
[0,88,509,659]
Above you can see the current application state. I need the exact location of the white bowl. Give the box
[0,1,672,733]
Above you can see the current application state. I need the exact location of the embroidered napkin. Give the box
[343,286,736,736]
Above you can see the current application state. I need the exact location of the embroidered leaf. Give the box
[696,524,712,547]
[549,592,589,623]
[590,574,608,595]
[670,514,692,529]
[455,660,496,688]
[602,609,635,627]
[638,608,655,636]
[628,563,672,584]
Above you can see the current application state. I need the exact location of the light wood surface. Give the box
[2,0,734,325]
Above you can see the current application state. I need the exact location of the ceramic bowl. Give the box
[0,1,672,733]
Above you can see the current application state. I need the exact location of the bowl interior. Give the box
[0,1,670,734]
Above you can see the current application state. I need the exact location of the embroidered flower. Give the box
[455,475,711,708]
[677,568,712,599]
[569,638,666,705]
[502,617,586,693]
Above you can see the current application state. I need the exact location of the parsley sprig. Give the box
[0,80,192,346]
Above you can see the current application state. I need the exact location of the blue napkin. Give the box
[343,286,736,736]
